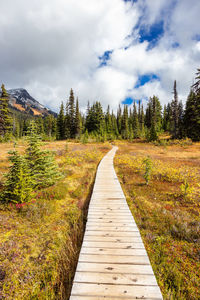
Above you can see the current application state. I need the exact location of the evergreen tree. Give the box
[68,88,76,138]
[85,102,105,134]
[162,105,167,132]
[140,104,145,137]
[74,97,81,138]
[121,105,129,139]
[145,96,162,133]
[57,102,65,140]
[192,68,200,94]
[105,105,112,137]
[26,122,61,188]
[1,150,33,203]
[184,68,200,141]
[111,110,119,138]
[149,97,158,141]
[44,115,57,138]
[36,117,45,136]
[138,100,141,123]
[154,96,162,132]
[145,101,152,128]
[0,84,12,138]
[166,103,173,132]
[117,104,122,135]
[178,101,184,138]
[12,115,20,138]
[132,101,139,138]
[171,80,179,138]
[65,99,70,139]
[184,90,199,140]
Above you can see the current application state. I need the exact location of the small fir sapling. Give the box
[1,150,33,203]
[143,156,152,185]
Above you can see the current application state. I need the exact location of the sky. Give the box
[0,0,200,112]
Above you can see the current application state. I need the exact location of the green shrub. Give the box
[1,150,33,203]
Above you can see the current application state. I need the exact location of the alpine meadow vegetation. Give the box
[0,140,111,299]
[114,141,200,299]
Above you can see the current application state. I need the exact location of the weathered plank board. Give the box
[76,262,154,275]
[71,283,162,299]
[70,147,163,300]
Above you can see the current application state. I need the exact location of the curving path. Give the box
[70,146,163,300]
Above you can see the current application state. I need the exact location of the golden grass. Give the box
[0,140,111,299]
[114,141,200,299]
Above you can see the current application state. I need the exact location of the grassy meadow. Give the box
[1,139,200,299]
[0,140,111,299]
[114,140,200,300]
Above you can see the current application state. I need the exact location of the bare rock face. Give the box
[7,88,56,117]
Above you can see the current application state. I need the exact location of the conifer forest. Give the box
[1,68,200,143]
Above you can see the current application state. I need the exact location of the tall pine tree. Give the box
[171,80,179,138]
[69,88,76,138]
[57,102,65,140]
[132,101,139,138]
[74,97,81,138]
[121,105,129,139]
[184,90,199,141]
[0,84,12,139]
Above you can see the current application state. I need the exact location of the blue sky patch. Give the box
[122,97,134,105]
[138,20,164,49]
[122,98,147,105]
[98,50,113,67]
[135,74,160,88]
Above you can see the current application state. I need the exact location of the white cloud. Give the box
[0,0,200,112]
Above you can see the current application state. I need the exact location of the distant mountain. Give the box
[8,88,56,117]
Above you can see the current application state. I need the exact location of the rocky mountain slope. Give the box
[8,88,56,117]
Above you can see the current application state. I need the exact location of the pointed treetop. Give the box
[1,84,9,98]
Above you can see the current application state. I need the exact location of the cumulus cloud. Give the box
[0,0,200,112]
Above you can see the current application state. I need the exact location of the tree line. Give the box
[1,67,200,142]
[56,68,200,141]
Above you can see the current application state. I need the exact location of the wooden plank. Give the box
[70,297,158,300]
[79,254,150,264]
[71,283,163,299]
[88,207,130,210]
[89,206,129,209]
[86,221,138,230]
[83,236,143,243]
[87,212,132,216]
[85,226,138,232]
[84,231,141,237]
[80,248,146,256]
[87,220,135,224]
[82,241,144,249]
[89,210,130,213]
[74,271,158,286]
[87,217,134,221]
[76,262,154,275]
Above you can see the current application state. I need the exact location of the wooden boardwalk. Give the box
[70,147,163,300]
